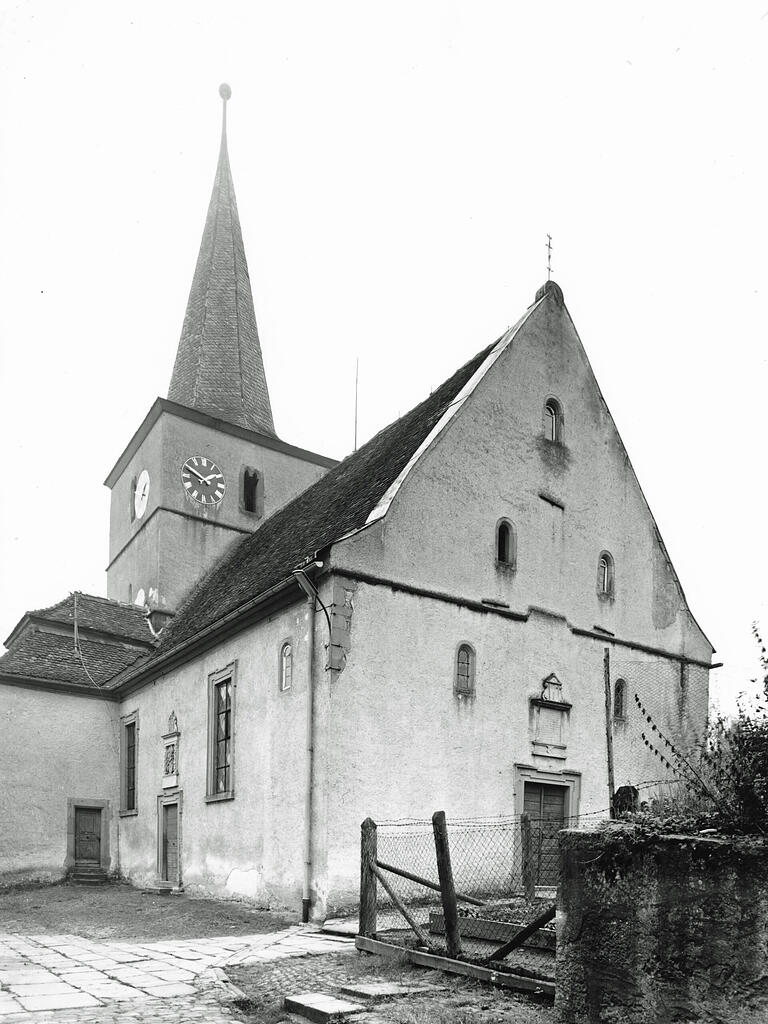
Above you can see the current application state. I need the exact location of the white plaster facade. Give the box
[0,685,120,885]
[31,287,705,918]
[0,89,714,915]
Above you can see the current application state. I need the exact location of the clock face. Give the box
[181,456,226,507]
[134,470,150,519]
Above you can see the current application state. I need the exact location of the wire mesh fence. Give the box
[362,812,575,978]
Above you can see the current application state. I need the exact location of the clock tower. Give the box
[104,86,336,620]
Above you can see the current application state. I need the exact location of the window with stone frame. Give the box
[207,664,236,800]
[543,398,564,443]
[598,551,615,598]
[455,643,476,697]
[279,641,293,692]
[120,711,138,814]
[496,519,517,569]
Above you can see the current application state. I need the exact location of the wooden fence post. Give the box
[521,813,535,901]
[432,810,462,959]
[359,817,377,938]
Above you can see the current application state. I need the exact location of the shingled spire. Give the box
[168,84,276,436]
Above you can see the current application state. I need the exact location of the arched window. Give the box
[543,398,563,443]
[279,642,292,692]
[598,551,615,597]
[130,476,137,522]
[496,519,516,568]
[243,469,260,514]
[613,678,626,719]
[455,643,476,696]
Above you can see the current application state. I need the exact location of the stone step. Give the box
[71,868,109,885]
[339,982,446,1000]
[283,992,366,1023]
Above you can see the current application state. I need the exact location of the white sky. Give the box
[1,1,766,715]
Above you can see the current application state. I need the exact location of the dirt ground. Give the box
[0,880,295,941]
[229,950,555,1024]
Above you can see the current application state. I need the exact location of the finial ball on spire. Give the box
[219,83,232,101]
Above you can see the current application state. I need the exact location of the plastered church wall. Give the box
[0,686,119,884]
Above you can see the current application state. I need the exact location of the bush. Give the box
[631,627,768,836]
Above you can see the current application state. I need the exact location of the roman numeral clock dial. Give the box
[181,456,226,507]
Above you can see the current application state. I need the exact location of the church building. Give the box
[0,87,714,920]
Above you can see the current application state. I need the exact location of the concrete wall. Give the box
[0,685,120,885]
[117,598,314,908]
[557,826,768,1023]
[107,408,329,612]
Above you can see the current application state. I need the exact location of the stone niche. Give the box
[557,825,768,1023]
[162,711,180,790]
[529,673,571,761]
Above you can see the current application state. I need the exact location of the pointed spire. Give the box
[168,84,277,436]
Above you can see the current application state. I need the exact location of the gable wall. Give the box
[334,296,711,663]
[117,598,313,906]
[0,685,119,884]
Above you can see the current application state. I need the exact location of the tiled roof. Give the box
[153,337,500,657]
[0,630,148,688]
[21,593,155,646]
[167,97,276,437]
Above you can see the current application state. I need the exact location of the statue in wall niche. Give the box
[167,710,178,734]
[164,742,177,776]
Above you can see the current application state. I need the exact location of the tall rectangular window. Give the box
[207,664,236,801]
[120,711,138,815]
[125,722,136,809]
[214,679,232,793]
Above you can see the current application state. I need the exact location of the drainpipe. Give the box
[301,588,316,924]
[293,565,333,924]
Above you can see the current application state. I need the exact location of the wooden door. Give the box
[162,803,179,883]
[523,782,566,886]
[74,807,101,863]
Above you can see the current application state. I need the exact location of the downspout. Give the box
[301,591,316,923]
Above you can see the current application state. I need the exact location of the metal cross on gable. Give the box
[546,234,553,281]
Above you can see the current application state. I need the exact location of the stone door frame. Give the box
[65,798,111,874]
[156,791,183,887]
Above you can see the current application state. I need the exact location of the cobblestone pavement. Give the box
[0,927,354,1022]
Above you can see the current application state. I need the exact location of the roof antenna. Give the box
[354,357,359,451]
[546,234,553,281]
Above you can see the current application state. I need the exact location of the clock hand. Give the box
[186,466,208,483]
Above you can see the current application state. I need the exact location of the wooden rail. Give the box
[375,860,485,907]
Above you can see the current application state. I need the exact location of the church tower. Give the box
[104,86,336,621]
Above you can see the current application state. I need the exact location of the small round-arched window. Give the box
[455,643,476,697]
[543,398,563,443]
[279,641,292,692]
[613,678,626,719]
[598,551,615,597]
[496,519,517,569]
